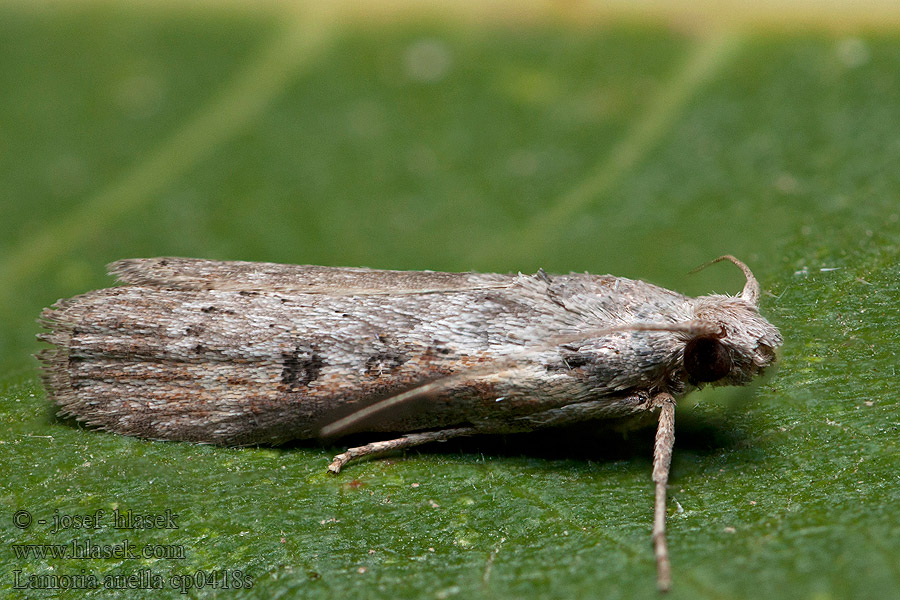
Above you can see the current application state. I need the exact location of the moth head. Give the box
[683,256,782,386]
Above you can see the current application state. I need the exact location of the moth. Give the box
[38,256,782,591]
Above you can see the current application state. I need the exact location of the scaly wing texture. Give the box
[110,257,515,294]
[40,259,692,445]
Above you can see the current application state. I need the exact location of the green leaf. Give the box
[1,5,899,599]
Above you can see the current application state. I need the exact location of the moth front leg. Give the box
[327,426,477,473]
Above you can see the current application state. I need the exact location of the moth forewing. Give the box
[38,255,782,593]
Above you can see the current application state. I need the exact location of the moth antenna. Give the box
[546,320,723,347]
[318,362,519,438]
[689,255,760,306]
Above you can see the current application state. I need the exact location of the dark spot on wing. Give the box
[562,352,592,368]
[421,343,455,360]
[200,305,234,315]
[365,350,408,377]
[281,345,325,390]
[546,351,592,371]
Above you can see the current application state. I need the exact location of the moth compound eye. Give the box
[683,336,732,383]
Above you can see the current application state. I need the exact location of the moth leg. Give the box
[652,393,676,592]
[328,426,477,474]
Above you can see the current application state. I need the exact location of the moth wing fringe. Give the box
[37,301,300,446]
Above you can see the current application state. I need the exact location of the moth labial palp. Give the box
[38,255,782,592]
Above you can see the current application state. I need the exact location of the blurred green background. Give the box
[1,1,898,598]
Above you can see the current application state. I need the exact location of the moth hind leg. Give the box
[327,426,476,473]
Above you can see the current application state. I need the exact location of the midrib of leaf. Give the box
[0,6,339,308]
[468,30,746,264]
